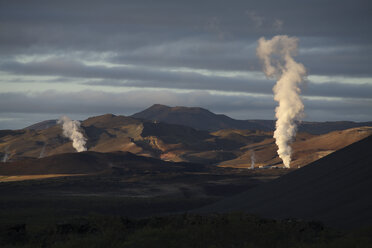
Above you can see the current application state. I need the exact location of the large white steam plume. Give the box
[58,116,87,152]
[256,35,306,168]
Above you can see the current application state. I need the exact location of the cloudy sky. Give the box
[0,0,371,129]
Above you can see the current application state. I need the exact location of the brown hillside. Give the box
[218,126,372,168]
[1,113,371,169]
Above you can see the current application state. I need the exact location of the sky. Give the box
[0,0,371,129]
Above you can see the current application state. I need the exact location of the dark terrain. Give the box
[1,149,371,247]
[1,107,372,247]
[0,151,289,220]
[0,153,296,247]
[198,135,372,229]
[3,212,372,248]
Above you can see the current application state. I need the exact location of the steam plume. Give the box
[250,150,255,169]
[58,116,87,152]
[256,35,306,168]
[2,153,8,163]
[39,143,47,158]
[2,146,9,162]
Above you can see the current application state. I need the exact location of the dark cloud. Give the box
[0,0,371,127]
[0,0,371,74]
[302,82,372,99]
[2,58,372,100]
[0,90,271,115]
[299,46,372,76]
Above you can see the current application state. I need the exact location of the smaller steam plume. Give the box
[39,143,47,158]
[58,116,87,152]
[2,153,8,163]
[2,146,9,162]
[250,150,255,169]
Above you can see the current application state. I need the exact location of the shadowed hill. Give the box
[0,151,209,176]
[132,104,274,131]
[198,135,372,229]
[132,104,372,134]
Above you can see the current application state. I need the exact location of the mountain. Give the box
[1,113,372,169]
[132,104,274,131]
[198,134,372,229]
[24,119,57,130]
[0,114,213,162]
[132,104,372,134]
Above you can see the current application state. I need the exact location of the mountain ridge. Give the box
[1,112,372,169]
[22,104,372,135]
[132,104,372,134]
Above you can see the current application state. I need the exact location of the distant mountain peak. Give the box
[132,104,372,134]
[132,104,264,131]
[24,120,58,130]
[148,104,170,109]
[147,104,210,113]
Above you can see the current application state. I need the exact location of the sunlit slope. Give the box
[218,126,372,168]
[1,113,371,169]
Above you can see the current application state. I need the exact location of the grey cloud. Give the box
[0,0,371,76]
[0,0,371,128]
[110,39,260,72]
[86,79,372,100]
[302,82,372,100]
[112,39,372,76]
[299,46,372,76]
[2,58,372,100]
[0,113,85,130]
[303,97,372,121]
[0,57,271,92]
[0,90,370,130]
[0,90,273,115]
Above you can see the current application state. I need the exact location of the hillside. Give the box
[132,104,372,134]
[0,114,214,162]
[24,119,57,130]
[198,134,372,229]
[0,151,208,177]
[1,113,372,169]
[1,113,271,165]
[218,126,372,168]
[132,104,274,131]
